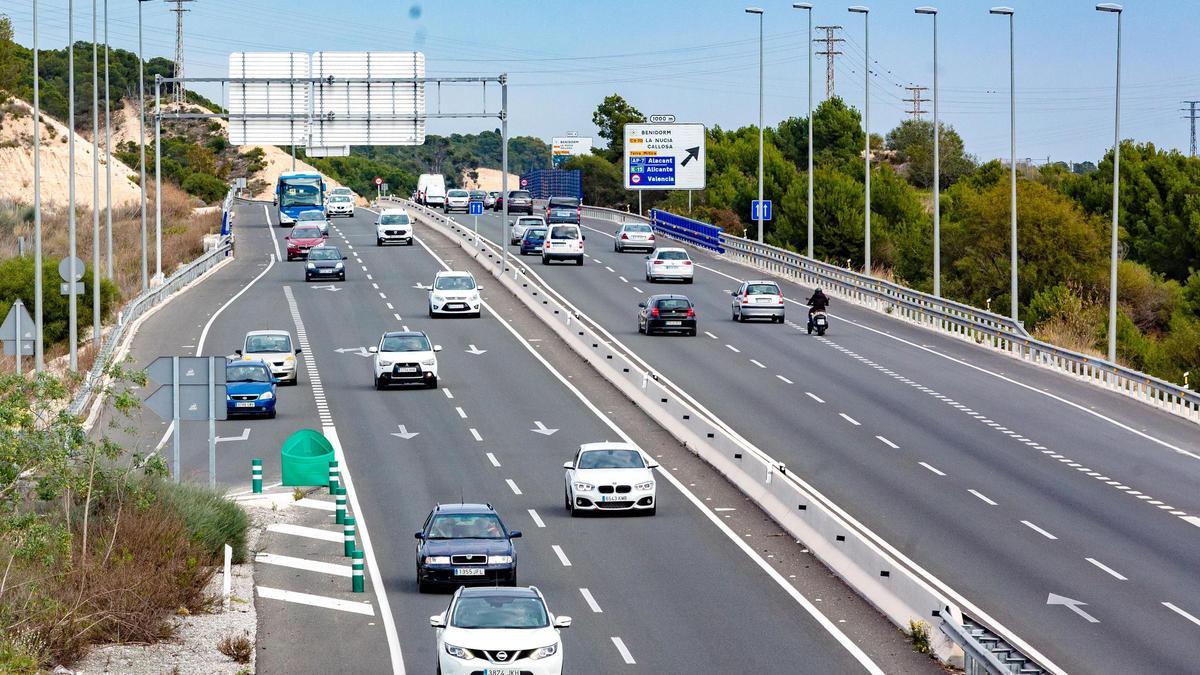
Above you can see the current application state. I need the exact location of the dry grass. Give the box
[1034,317,1106,359]
[216,632,253,664]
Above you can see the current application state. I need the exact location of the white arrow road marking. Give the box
[413,282,431,290]
[310,284,342,292]
[187,403,198,411]
[531,421,559,436]
[215,428,251,443]
[1047,593,1099,623]
[465,344,487,355]
[390,425,419,440]
[335,347,371,358]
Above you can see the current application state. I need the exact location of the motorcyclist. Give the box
[806,288,829,332]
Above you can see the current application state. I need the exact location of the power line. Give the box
[904,85,930,119]
[1182,100,1200,157]
[814,25,844,99]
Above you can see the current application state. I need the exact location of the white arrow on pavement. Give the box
[215,428,251,444]
[531,421,558,436]
[1046,593,1099,623]
[335,347,371,358]
[391,425,420,440]
[413,283,431,290]
[310,284,342,292]
[465,344,487,355]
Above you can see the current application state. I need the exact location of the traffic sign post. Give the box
[1,299,35,374]
[374,176,383,202]
[468,200,485,251]
[623,123,706,191]
[752,200,773,222]
[146,355,227,487]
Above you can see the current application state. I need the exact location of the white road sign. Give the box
[551,136,593,167]
[623,123,706,190]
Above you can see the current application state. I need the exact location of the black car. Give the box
[495,189,533,214]
[545,196,581,224]
[415,503,521,592]
[304,246,347,281]
[638,294,697,336]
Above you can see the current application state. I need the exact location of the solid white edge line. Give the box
[551,544,572,567]
[580,587,603,613]
[1163,602,1200,628]
[196,253,276,356]
[1085,557,1128,581]
[1021,520,1058,540]
[611,637,636,665]
[256,585,374,616]
[262,204,282,260]
[527,508,546,528]
[412,220,885,674]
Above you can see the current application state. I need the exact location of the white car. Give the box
[732,280,785,323]
[369,330,441,389]
[645,247,694,283]
[542,224,584,266]
[329,186,354,198]
[563,442,658,516]
[428,270,482,318]
[444,189,471,213]
[613,222,656,252]
[376,209,413,246]
[432,586,569,675]
[509,216,546,245]
[484,191,499,208]
[236,330,301,385]
[325,194,354,218]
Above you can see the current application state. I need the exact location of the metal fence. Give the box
[580,205,1200,424]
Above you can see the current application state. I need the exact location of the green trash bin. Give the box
[281,429,336,487]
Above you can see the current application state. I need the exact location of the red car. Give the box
[286,224,326,261]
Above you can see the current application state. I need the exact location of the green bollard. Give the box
[334,487,347,525]
[327,460,340,492]
[251,458,263,494]
[352,550,364,593]
[343,516,356,557]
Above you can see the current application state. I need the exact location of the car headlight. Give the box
[259,391,274,400]
[635,480,655,491]
[285,354,295,362]
[430,294,444,303]
[486,555,513,565]
[573,482,594,492]
[420,359,436,367]
[335,262,343,269]
[530,643,559,660]
[424,556,450,565]
[306,262,315,269]
[444,643,473,660]
[378,359,393,367]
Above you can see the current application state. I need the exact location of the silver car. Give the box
[731,280,785,323]
[443,189,471,213]
[614,222,656,253]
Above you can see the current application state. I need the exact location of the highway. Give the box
[102,200,942,673]
[442,205,1200,674]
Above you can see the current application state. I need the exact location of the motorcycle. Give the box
[807,310,829,336]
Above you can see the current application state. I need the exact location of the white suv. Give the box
[542,224,584,266]
[369,331,441,389]
[236,330,301,385]
[563,442,658,516]
[376,209,413,246]
[428,271,482,318]
[431,586,569,675]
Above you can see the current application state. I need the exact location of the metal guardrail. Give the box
[580,204,1200,424]
[649,209,725,253]
[940,618,1019,675]
[67,189,236,417]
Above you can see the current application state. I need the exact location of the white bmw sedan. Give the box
[563,442,658,516]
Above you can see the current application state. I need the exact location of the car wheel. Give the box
[687,329,697,336]
[646,506,657,517]
[427,376,438,389]
[732,307,738,321]
[576,256,584,266]
[541,255,550,265]
[374,376,384,390]
[376,239,383,246]
[418,577,430,594]
[564,488,571,510]
[267,409,277,419]
[685,277,694,284]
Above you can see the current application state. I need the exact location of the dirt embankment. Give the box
[461,167,520,192]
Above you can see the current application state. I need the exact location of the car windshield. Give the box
[451,596,550,630]
[307,247,341,261]
[298,211,325,221]
[246,334,291,353]
[624,224,652,233]
[549,226,579,240]
[291,227,322,239]
[330,196,351,203]
[380,214,410,225]
[746,283,780,295]
[657,250,690,260]
[381,335,431,352]
[577,449,645,469]
[517,218,543,227]
[448,190,469,198]
[488,192,499,197]
[509,191,531,199]
[226,364,271,383]
[656,298,691,311]
[280,182,321,207]
[524,229,547,242]
[549,198,580,207]
[427,513,506,540]
[470,191,486,199]
[434,276,476,291]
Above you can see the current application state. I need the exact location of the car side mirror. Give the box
[433,345,443,352]
[368,346,378,353]
[234,349,243,355]
[342,256,348,260]
[476,286,484,291]
[430,614,445,628]
[509,530,522,539]
[294,348,302,355]
[648,461,660,469]
[271,377,279,384]
[414,531,424,539]
[637,302,646,309]
[644,255,650,260]
[554,616,572,629]
[731,291,739,297]
[562,460,573,469]
[582,235,586,241]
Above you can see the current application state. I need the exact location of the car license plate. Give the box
[755,297,770,303]
[395,366,418,373]
[666,320,682,326]
[601,495,631,502]
[235,402,256,408]
[454,568,485,576]
[484,669,520,675]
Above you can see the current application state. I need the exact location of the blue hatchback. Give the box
[226,361,277,418]
[519,227,548,256]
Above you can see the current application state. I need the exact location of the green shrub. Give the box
[0,257,120,346]
[0,636,40,674]
[155,481,250,563]
[181,172,229,203]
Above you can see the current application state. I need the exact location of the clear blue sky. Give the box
[5,0,1199,164]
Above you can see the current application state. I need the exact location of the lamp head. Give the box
[793,3,813,9]
[915,6,938,15]
[1095,3,1123,12]
[746,7,765,15]
[989,6,1014,15]
[849,6,869,13]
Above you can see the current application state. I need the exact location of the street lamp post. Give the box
[746,7,765,243]
[916,6,939,296]
[68,0,78,372]
[991,7,1017,321]
[849,5,870,274]
[138,0,151,291]
[794,3,814,259]
[1097,3,1123,363]
[104,0,112,281]
[91,0,100,348]
[32,0,43,371]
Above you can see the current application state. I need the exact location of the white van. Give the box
[417,174,447,208]
[542,224,585,266]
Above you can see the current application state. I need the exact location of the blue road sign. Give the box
[628,156,677,187]
[752,199,772,221]
[468,201,484,215]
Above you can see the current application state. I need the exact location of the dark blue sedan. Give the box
[415,503,521,592]
[226,361,277,418]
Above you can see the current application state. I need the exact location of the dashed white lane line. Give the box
[506,479,522,495]
[1163,602,1200,628]
[257,586,374,616]
[486,452,501,467]
[393,313,402,321]
[386,302,394,310]
[1021,520,1058,540]
[1184,516,1200,529]
[611,637,636,664]
[704,331,719,339]
[455,406,468,419]
[469,428,483,442]
[1086,557,1128,581]
[749,358,766,368]
[776,375,794,384]
[361,265,368,271]
[968,489,998,506]
[605,266,615,273]
[378,292,387,299]
[527,509,546,528]
[839,413,860,426]
[633,286,644,294]
[806,392,825,403]
[876,436,899,449]
[551,544,572,567]
[580,588,603,613]
[442,388,454,399]
[372,282,379,290]
[255,552,351,577]
[366,273,373,280]
[725,344,741,353]
[918,461,946,476]
[618,275,628,283]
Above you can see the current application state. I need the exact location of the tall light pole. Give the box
[138,0,151,291]
[1097,3,1123,363]
[104,0,112,281]
[794,3,814,259]
[916,6,939,296]
[991,6,1017,321]
[849,5,870,273]
[32,0,44,371]
[746,7,765,243]
[68,0,79,372]
[91,0,100,348]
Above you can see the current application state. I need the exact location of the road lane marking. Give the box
[918,462,946,476]
[750,358,766,368]
[262,205,283,259]
[366,274,373,280]
[257,586,373,616]
[806,392,825,403]
[294,498,335,511]
[443,388,454,399]
[1164,602,1200,628]
[633,286,644,293]
[1183,516,1200,528]
[551,545,572,567]
[255,553,350,577]
[1086,558,1127,581]
[386,302,393,310]
[1021,520,1058,540]
[618,275,628,283]
[456,406,468,419]
[876,436,898,449]
[527,509,545,528]
[267,523,342,543]
[968,489,997,506]
[506,479,522,495]
[704,331,719,339]
[611,637,635,664]
[378,292,387,299]
[372,282,380,289]
[486,452,501,467]
[605,266,615,273]
[839,413,860,426]
[776,375,794,384]
[393,313,402,321]
[580,588,603,613]
[470,428,483,442]
[725,344,740,353]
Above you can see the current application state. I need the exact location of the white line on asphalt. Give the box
[1183,516,1200,528]
[386,302,393,310]
[527,509,545,528]
[294,498,335,511]
[633,286,644,293]
[470,428,483,442]
[777,375,794,384]
[605,266,615,273]
[725,344,740,353]
[750,358,766,368]
[580,588,603,613]
[918,461,946,476]
[456,406,468,419]
[806,392,825,403]
[1163,602,1200,627]
[361,265,367,271]
[486,452,501,467]
[506,479,522,495]
[372,282,379,289]
[262,205,283,259]
[1086,557,1128,581]
[1021,520,1058,540]
[968,489,998,506]
[255,552,351,577]
[266,523,343,543]
[704,331,719,339]
[366,274,373,280]
[443,388,454,399]
[619,275,628,283]
[393,313,402,321]
[196,253,277,355]
[876,436,899,449]
[839,413,860,426]
[611,637,636,664]
[378,292,386,299]
[551,544,572,567]
[256,586,374,616]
